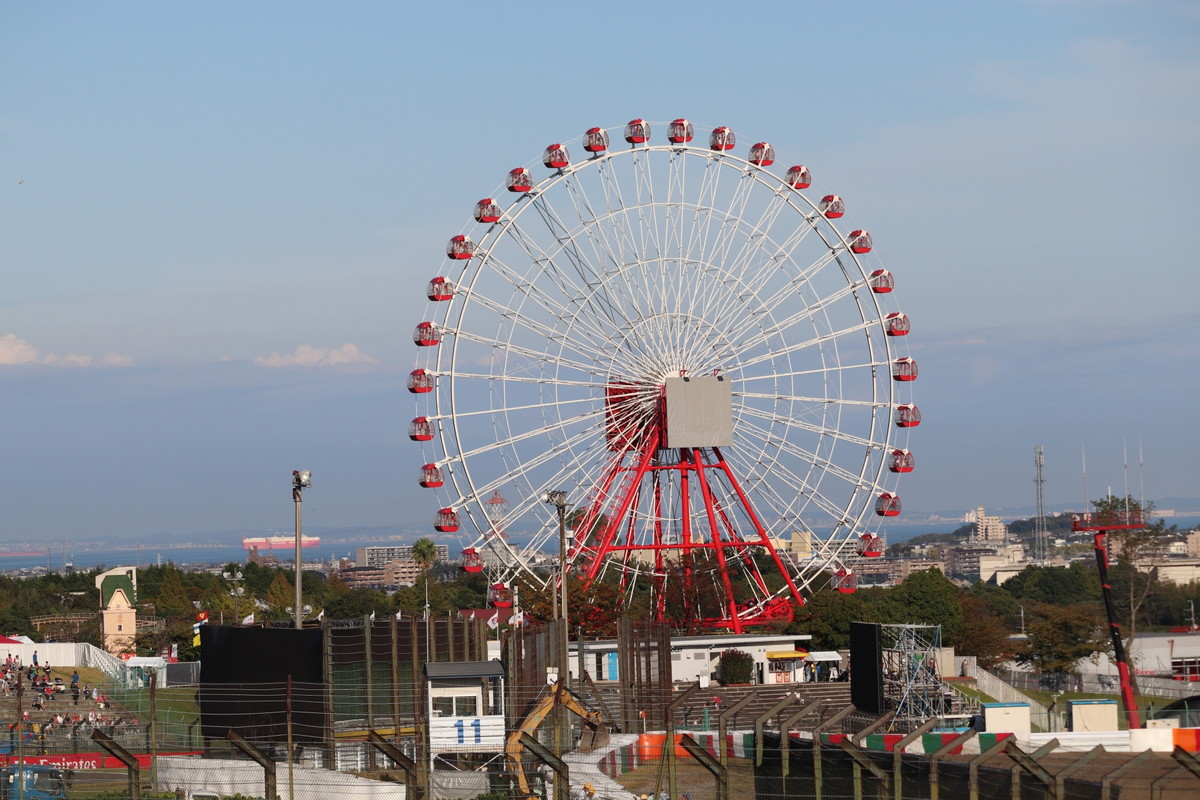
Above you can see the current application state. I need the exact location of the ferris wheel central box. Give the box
[664,375,733,448]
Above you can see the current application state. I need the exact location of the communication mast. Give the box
[1034,445,1047,562]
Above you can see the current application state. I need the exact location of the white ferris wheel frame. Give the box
[411,121,915,602]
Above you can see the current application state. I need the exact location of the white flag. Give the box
[511,610,524,627]
[241,613,255,625]
[395,610,403,620]
[487,610,500,630]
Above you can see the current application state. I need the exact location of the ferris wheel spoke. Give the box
[463,246,624,345]
[723,251,848,347]
[729,419,877,510]
[739,402,887,453]
[709,182,796,296]
[663,150,690,267]
[526,194,623,305]
[704,172,762,276]
[734,390,885,410]
[748,429,878,502]
[440,391,598,423]
[559,180,654,322]
[735,358,892,387]
[681,152,729,268]
[595,157,647,270]
[686,243,849,360]
[449,283,612,359]
[447,439,607,541]
[735,318,881,372]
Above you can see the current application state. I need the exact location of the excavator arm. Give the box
[505,683,610,799]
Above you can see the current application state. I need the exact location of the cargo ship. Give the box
[242,535,321,551]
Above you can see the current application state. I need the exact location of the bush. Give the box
[717,648,755,685]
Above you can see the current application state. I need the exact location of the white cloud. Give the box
[0,333,132,367]
[252,343,380,368]
[0,333,43,365]
[102,352,135,367]
[47,353,93,367]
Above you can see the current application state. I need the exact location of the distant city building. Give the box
[842,557,944,587]
[894,558,946,581]
[356,544,450,567]
[246,545,279,567]
[338,564,388,589]
[1188,530,1200,558]
[946,546,999,581]
[788,530,813,559]
[977,544,1028,585]
[385,559,423,586]
[968,506,1008,543]
[1147,560,1200,586]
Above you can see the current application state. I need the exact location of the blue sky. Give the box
[2,1,1198,544]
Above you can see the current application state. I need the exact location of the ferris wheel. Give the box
[410,118,919,633]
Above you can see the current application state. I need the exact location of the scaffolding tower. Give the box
[881,623,945,729]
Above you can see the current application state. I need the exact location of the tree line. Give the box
[4,497,1196,681]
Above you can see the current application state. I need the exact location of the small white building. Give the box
[424,660,506,764]
[559,632,818,686]
[1077,630,1200,681]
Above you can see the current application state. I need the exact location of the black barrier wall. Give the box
[198,625,326,747]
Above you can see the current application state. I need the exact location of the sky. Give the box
[2,1,1198,545]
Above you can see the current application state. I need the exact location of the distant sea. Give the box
[3,515,1197,575]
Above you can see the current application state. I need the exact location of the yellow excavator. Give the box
[506,683,611,799]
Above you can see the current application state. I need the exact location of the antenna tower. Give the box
[1034,445,1047,562]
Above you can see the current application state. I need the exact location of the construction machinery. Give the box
[506,684,610,799]
[0,765,69,800]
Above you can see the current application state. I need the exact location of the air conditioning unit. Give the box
[1145,718,1179,729]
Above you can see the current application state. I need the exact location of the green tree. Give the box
[154,565,192,618]
[411,538,439,573]
[265,572,296,620]
[878,569,963,642]
[951,593,1016,668]
[1002,563,1100,607]
[324,587,388,619]
[392,576,450,618]
[792,586,883,650]
[1016,603,1109,678]
[717,649,754,685]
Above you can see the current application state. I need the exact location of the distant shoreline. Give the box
[3,515,1196,575]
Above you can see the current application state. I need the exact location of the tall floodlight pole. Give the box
[542,490,571,681]
[292,470,312,630]
[541,489,570,800]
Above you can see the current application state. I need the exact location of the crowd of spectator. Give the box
[2,652,137,750]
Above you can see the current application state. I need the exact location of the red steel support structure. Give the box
[1072,510,1144,730]
[569,381,805,633]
